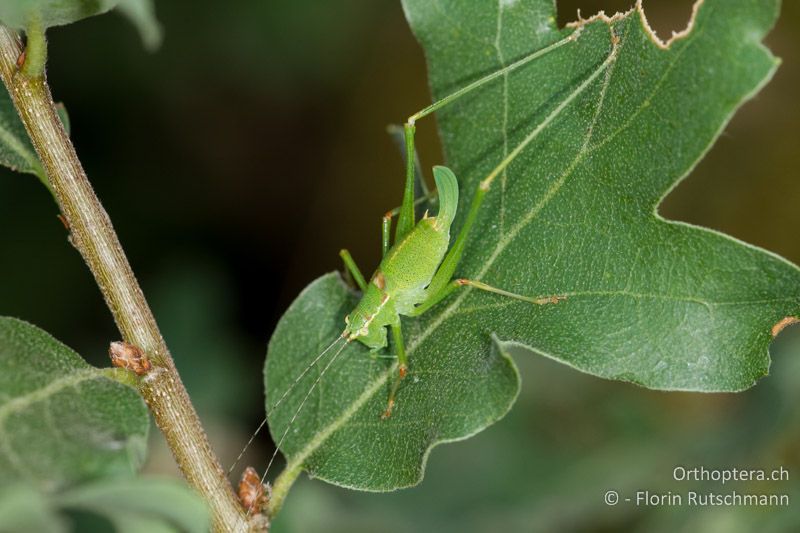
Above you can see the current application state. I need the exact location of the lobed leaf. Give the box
[264,0,797,491]
[266,273,519,490]
[0,317,149,491]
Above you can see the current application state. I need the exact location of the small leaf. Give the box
[0,0,118,30]
[0,87,70,195]
[54,102,70,136]
[56,477,210,533]
[0,85,46,184]
[0,317,149,490]
[264,0,797,491]
[116,0,162,51]
[0,0,161,51]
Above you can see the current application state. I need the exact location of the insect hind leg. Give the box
[456,279,565,306]
[409,277,563,320]
[415,33,620,304]
[394,29,587,243]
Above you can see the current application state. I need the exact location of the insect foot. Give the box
[238,466,271,526]
[456,279,566,306]
[383,362,408,420]
[533,295,566,305]
[108,341,151,376]
[381,398,395,420]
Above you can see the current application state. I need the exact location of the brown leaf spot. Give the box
[771,317,800,338]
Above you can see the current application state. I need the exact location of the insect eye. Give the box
[358,326,369,337]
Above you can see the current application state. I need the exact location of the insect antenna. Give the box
[247,335,351,518]
[225,332,347,492]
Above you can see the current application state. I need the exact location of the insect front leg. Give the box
[381,190,439,257]
[339,249,367,291]
[382,212,392,258]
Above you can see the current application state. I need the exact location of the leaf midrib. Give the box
[0,368,100,480]
[0,369,99,425]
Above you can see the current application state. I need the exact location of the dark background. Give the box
[1,1,798,531]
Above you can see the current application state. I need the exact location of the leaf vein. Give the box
[0,370,99,427]
[586,23,703,157]
[494,0,509,233]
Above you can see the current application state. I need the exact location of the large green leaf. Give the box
[266,273,519,490]
[265,0,797,491]
[0,317,149,490]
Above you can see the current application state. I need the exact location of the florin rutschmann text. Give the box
[603,466,790,508]
[633,489,788,507]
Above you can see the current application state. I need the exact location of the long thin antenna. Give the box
[225,333,347,480]
[247,337,351,517]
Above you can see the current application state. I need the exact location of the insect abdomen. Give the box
[380,218,449,312]
[380,166,459,312]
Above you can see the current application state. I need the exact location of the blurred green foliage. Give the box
[0,0,798,531]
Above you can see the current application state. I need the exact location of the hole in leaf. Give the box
[557,0,697,44]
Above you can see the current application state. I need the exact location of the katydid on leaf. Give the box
[231,24,619,517]
[338,24,617,419]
